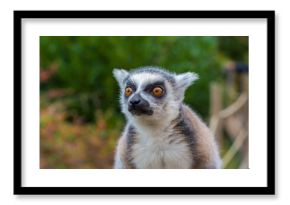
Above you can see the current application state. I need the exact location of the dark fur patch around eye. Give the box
[143,81,165,92]
[123,79,136,99]
[125,79,136,90]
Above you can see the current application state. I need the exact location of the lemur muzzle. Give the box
[128,94,153,115]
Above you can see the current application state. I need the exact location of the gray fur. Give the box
[113,66,221,169]
[125,125,137,169]
[170,106,196,168]
[130,66,176,86]
[113,68,129,88]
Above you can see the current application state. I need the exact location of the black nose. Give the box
[129,97,141,105]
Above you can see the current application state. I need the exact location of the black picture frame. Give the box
[14,10,275,195]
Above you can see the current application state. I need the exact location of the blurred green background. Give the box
[40,36,248,169]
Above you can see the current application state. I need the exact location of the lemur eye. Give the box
[152,86,164,97]
[125,87,133,97]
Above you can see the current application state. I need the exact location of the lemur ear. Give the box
[175,72,199,90]
[113,68,129,87]
[174,72,199,101]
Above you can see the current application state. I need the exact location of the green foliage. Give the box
[218,36,248,62]
[40,36,248,169]
[40,36,247,122]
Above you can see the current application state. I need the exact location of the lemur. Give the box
[113,66,221,169]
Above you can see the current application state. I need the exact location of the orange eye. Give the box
[152,86,164,97]
[125,87,133,97]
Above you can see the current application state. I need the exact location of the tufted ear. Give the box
[113,68,129,88]
[174,72,199,101]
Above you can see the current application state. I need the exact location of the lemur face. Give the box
[113,67,198,120]
[123,72,170,116]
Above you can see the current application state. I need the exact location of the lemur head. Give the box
[113,66,198,123]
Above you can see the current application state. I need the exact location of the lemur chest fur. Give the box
[128,126,194,169]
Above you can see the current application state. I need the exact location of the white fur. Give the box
[114,151,124,169]
[131,121,193,169]
[113,68,129,88]
[175,72,199,87]
[126,88,192,168]
[113,67,202,169]
[174,72,199,101]
[131,73,160,91]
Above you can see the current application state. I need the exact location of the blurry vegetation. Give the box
[40,36,248,168]
[218,36,248,62]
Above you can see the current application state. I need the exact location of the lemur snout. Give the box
[128,94,153,116]
[129,95,141,105]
